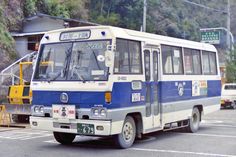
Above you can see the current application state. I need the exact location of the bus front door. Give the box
[144,48,161,131]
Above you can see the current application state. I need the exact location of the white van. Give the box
[221,83,236,109]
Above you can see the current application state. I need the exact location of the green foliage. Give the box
[44,0,70,18]
[21,0,231,42]
[0,6,15,54]
[63,0,89,19]
[24,0,37,17]
[24,0,69,18]
[226,47,236,82]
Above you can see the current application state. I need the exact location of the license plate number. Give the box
[77,123,95,135]
[52,105,76,119]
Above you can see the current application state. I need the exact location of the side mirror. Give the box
[105,50,114,67]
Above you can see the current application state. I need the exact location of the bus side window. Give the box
[184,48,202,75]
[114,39,142,74]
[161,45,183,74]
[202,51,217,75]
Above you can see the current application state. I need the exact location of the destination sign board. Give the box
[60,30,90,41]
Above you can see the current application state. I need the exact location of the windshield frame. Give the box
[33,39,112,82]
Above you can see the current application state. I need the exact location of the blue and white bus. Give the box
[30,26,221,148]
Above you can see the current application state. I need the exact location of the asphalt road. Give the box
[0,109,236,157]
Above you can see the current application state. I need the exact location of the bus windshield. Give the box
[34,40,110,81]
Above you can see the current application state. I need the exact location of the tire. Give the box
[186,107,200,133]
[53,132,76,145]
[114,116,136,149]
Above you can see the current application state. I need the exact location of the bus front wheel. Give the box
[53,132,76,145]
[187,107,200,133]
[114,116,136,149]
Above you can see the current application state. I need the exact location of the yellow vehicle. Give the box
[7,62,32,105]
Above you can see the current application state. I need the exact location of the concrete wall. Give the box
[14,37,32,57]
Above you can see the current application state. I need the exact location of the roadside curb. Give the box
[0,124,30,132]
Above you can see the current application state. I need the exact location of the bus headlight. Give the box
[93,109,99,116]
[91,107,107,117]
[34,106,40,113]
[32,105,44,115]
[100,109,106,116]
[39,106,44,113]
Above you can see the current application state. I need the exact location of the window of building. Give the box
[28,35,43,51]
[114,39,142,74]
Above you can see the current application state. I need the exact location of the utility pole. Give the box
[227,0,231,51]
[142,0,147,32]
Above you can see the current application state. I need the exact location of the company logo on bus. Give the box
[60,92,69,103]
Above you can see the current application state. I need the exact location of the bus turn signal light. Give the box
[105,92,112,103]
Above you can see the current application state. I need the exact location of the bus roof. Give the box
[44,25,217,52]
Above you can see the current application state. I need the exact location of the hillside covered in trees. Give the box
[0,0,236,70]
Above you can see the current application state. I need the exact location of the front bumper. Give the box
[30,116,112,136]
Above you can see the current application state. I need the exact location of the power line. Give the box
[182,0,227,14]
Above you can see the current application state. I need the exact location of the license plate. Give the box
[77,123,95,135]
[52,105,76,119]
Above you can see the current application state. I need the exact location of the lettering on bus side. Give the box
[117,76,127,81]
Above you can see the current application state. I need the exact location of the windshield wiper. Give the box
[92,50,101,70]
[85,43,101,70]
[47,46,72,82]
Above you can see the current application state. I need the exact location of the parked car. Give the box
[221,83,236,109]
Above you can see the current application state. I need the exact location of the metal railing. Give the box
[0,51,37,86]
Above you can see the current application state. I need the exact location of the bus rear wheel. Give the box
[114,116,136,149]
[53,132,76,145]
[187,107,200,133]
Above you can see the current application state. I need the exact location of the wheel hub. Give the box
[123,122,134,142]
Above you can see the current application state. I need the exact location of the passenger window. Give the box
[192,50,201,74]
[202,52,210,74]
[209,52,217,74]
[114,39,142,74]
[162,45,183,74]
[202,51,217,75]
[173,49,183,74]
[114,39,129,73]
[129,41,142,73]
[184,48,201,74]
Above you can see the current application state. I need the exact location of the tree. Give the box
[226,46,236,83]
[24,0,37,17]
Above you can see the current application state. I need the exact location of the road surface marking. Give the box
[0,130,52,140]
[176,132,236,139]
[44,140,58,144]
[130,147,236,157]
[202,120,224,123]
[201,123,236,128]
[20,134,52,140]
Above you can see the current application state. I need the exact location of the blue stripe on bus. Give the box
[32,80,221,109]
[159,80,221,103]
